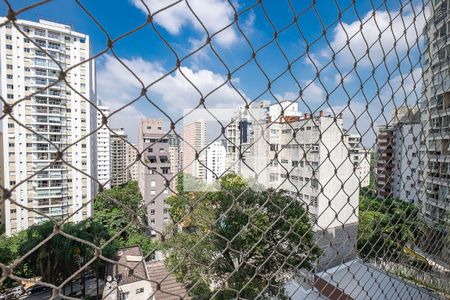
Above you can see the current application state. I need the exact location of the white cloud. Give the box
[334,73,353,85]
[132,0,238,47]
[329,4,427,68]
[302,80,325,103]
[97,55,246,138]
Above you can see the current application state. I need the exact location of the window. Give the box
[310,197,318,207]
[6,45,12,50]
[150,219,155,224]
[7,74,13,79]
[5,35,11,40]
[136,288,144,294]
[150,180,156,187]
[150,190,156,195]
[311,179,319,189]
[269,173,278,182]
[6,64,13,69]
[163,208,168,214]
[150,209,155,215]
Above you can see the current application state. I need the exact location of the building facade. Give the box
[0,19,97,235]
[420,0,450,224]
[96,104,111,189]
[225,102,360,270]
[182,120,206,181]
[375,126,395,198]
[392,123,421,204]
[138,119,172,237]
[205,141,226,184]
[375,106,421,204]
[344,133,371,188]
[126,143,139,182]
[110,128,128,187]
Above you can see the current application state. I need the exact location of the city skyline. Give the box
[0,1,427,148]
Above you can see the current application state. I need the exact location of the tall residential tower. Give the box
[0,19,97,235]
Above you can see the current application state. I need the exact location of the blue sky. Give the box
[1,0,428,145]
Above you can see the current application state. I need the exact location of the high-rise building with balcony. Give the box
[0,19,97,235]
[375,126,395,198]
[182,120,206,181]
[420,0,450,224]
[96,104,111,189]
[110,128,128,187]
[138,119,172,237]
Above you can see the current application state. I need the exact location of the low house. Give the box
[103,246,154,300]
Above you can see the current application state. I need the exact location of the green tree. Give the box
[165,173,320,299]
[358,189,420,263]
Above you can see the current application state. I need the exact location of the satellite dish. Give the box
[106,275,112,282]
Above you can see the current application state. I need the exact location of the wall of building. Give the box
[110,129,128,187]
[138,119,172,237]
[392,123,421,204]
[206,141,226,184]
[0,18,95,235]
[97,105,111,189]
[182,120,206,182]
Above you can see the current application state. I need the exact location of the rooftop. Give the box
[147,260,191,300]
[107,246,149,286]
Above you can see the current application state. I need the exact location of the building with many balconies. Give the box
[419,0,450,225]
[0,19,97,235]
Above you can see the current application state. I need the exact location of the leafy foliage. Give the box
[358,187,423,265]
[0,181,158,288]
[165,173,320,299]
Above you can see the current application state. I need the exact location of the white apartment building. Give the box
[205,141,226,184]
[96,104,111,189]
[0,19,97,235]
[226,101,360,270]
[182,120,206,181]
[110,128,128,187]
[419,0,450,225]
[392,123,421,204]
[344,133,371,188]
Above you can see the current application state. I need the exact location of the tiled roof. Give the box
[107,246,149,286]
[147,260,191,300]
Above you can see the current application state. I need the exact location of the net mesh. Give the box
[0,0,449,299]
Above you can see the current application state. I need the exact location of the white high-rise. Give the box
[344,133,371,188]
[206,141,226,183]
[0,19,97,235]
[419,0,450,225]
[96,104,111,189]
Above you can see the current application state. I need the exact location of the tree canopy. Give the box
[0,181,158,289]
[164,173,320,299]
